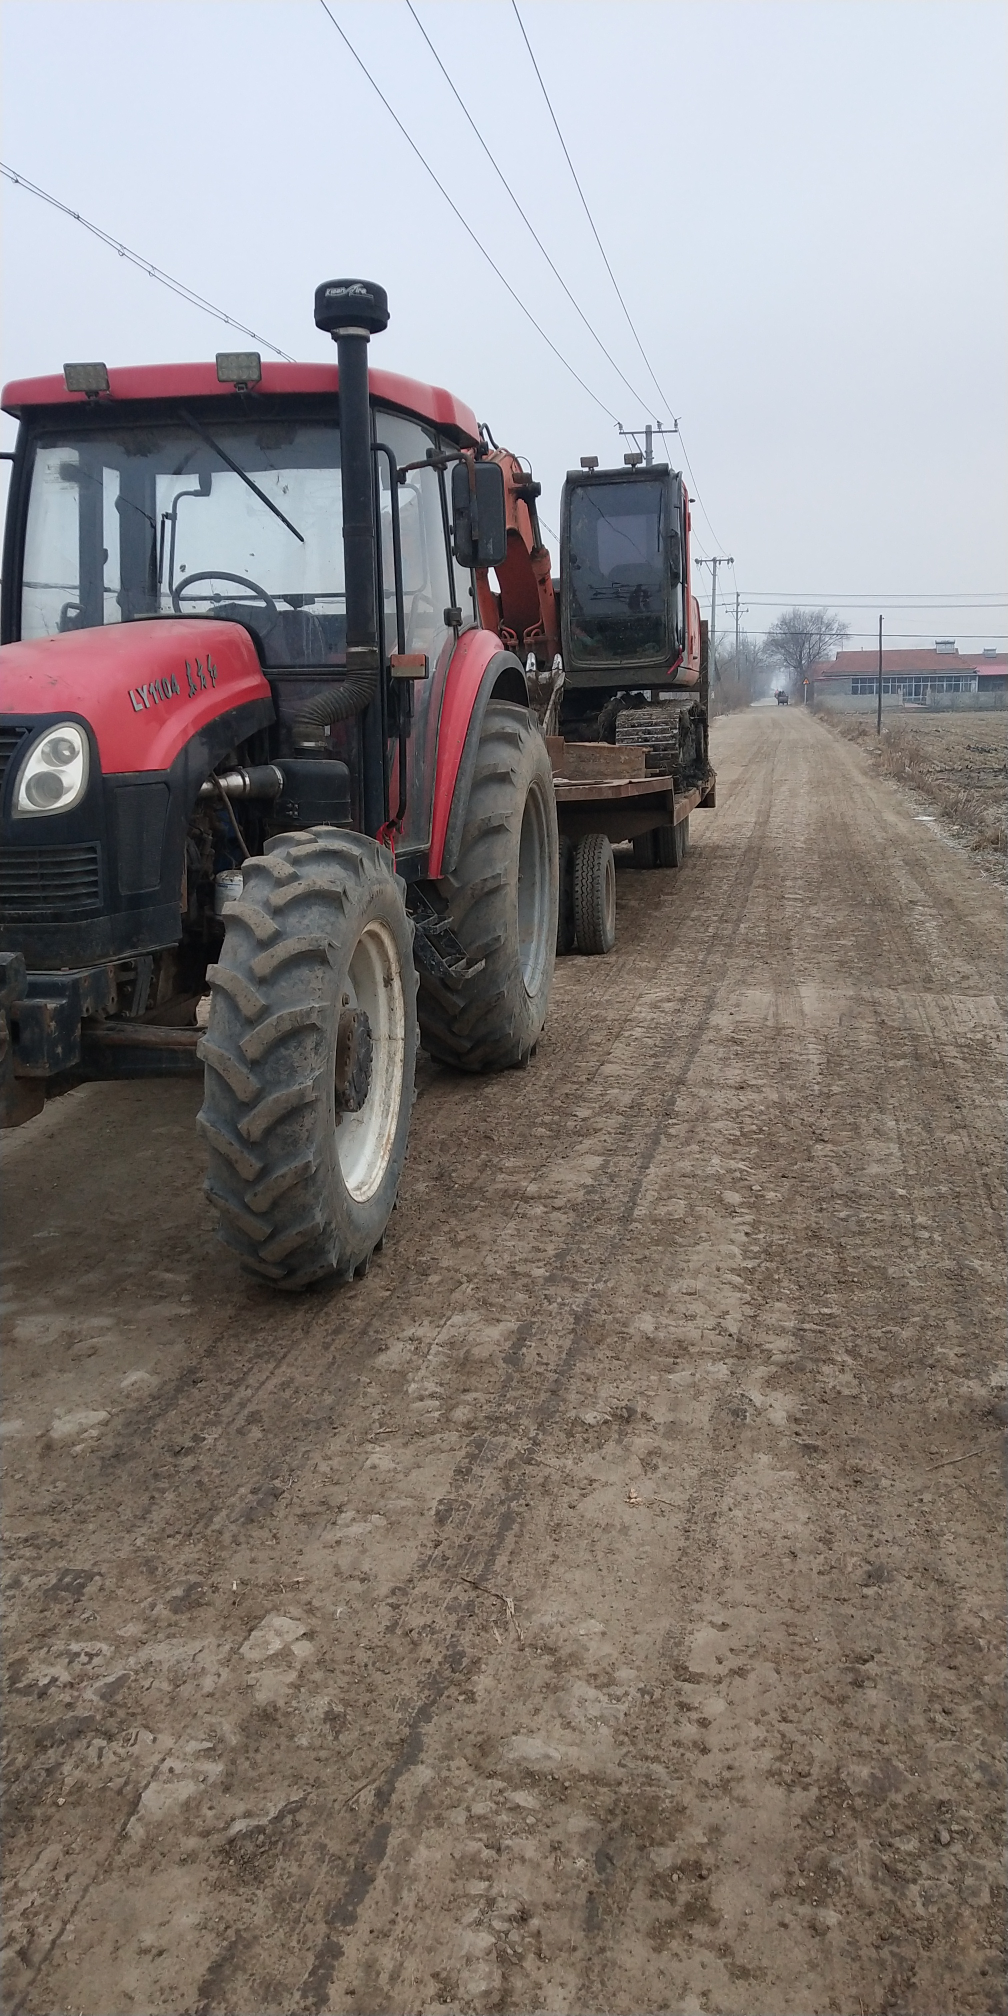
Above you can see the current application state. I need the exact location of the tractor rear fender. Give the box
[429,633,528,879]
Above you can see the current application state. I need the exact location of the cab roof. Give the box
[0,360,480,444]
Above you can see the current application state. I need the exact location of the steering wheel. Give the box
[172,571,280,624]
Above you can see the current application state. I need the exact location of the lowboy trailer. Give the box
[473,447,716,955]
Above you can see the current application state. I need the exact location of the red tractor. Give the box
[0,280,558,1286]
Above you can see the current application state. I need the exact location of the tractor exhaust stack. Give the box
[300,280,390,830]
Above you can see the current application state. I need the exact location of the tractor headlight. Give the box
[13,724,90,817]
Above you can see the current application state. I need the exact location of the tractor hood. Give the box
[0,620,274,775]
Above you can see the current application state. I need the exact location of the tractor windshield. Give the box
[565,477,672,669]
[20,416,346,667]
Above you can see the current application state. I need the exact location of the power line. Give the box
[405,2,654,423]
[740,590,1007,605]
[510,2,730,556]
[317,1,622,427]
[0,162,293,361]
[510,1,662,424]
[743,629,1008,643]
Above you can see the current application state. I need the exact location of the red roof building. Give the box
[810,645,1007,710]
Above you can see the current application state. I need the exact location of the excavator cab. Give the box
[559,463,697,690]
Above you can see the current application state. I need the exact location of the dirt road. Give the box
[2,706,1005,2016]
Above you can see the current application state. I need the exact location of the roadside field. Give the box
[1,707,1005,2016]
[821,707,1008,876]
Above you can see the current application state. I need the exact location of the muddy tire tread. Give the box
[418,702,558,1072]
[199,830,417,1288]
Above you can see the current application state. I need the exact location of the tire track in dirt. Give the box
[354,711,1003,2016]
[809,722,1006,2012]
[5,711,1003,2016]
[623,713,1007,2016]
[2,735,774,2016]
[277,748,781,2014]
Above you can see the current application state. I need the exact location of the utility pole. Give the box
[618,421,678,464]
[876,613,883,735]
[735,590,741,680]
[695,555,733,682]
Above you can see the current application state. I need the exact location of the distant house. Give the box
[810,645,1008,711]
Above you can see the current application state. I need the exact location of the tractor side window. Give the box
[373,410,465,854]
[21,445,121,636]
[22,447,81,637]
[373,413,453,666]
[22,445,152,636]
[452,548,478,630]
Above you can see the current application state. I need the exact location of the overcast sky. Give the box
[2,0,1005,655]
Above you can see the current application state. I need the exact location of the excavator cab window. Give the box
[561,470,683,677]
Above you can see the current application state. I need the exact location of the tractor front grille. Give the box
[0,726,29,795]
[0,843,103,919]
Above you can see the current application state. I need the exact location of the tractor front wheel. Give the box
[198,829,418,1289]
[419,701,558,1070]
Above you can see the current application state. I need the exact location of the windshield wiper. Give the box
[177,408,304,545]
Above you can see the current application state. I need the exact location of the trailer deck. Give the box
[546,736,714,844]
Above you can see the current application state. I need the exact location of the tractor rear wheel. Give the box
[419,701,558,1070]
[198,829,417,1289]
[573,832,617,955]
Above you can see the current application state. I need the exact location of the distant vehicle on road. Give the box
[775,688,790,706]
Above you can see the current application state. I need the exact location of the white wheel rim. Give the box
[518,780,551,997]
[336,919,406,1203]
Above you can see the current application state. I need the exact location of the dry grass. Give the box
[709,677,752,716]
[823,709,1008,875]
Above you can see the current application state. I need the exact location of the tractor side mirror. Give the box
[451,459,506,569]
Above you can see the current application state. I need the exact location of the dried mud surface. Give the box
[2,707,1005,2016]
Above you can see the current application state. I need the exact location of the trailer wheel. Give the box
[419,701,558,1070]
[557,835,576,955]
[632,830,659,869]
[657,816,689,869]
[197,829,418,1289]
[573,832,616,955]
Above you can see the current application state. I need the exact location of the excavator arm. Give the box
[474,448,560,673]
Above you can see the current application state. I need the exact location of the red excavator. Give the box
[473,443,715,954]
[0,279,559,1287]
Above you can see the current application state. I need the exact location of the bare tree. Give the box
[710,629,770,715]
[764,608,848,695]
